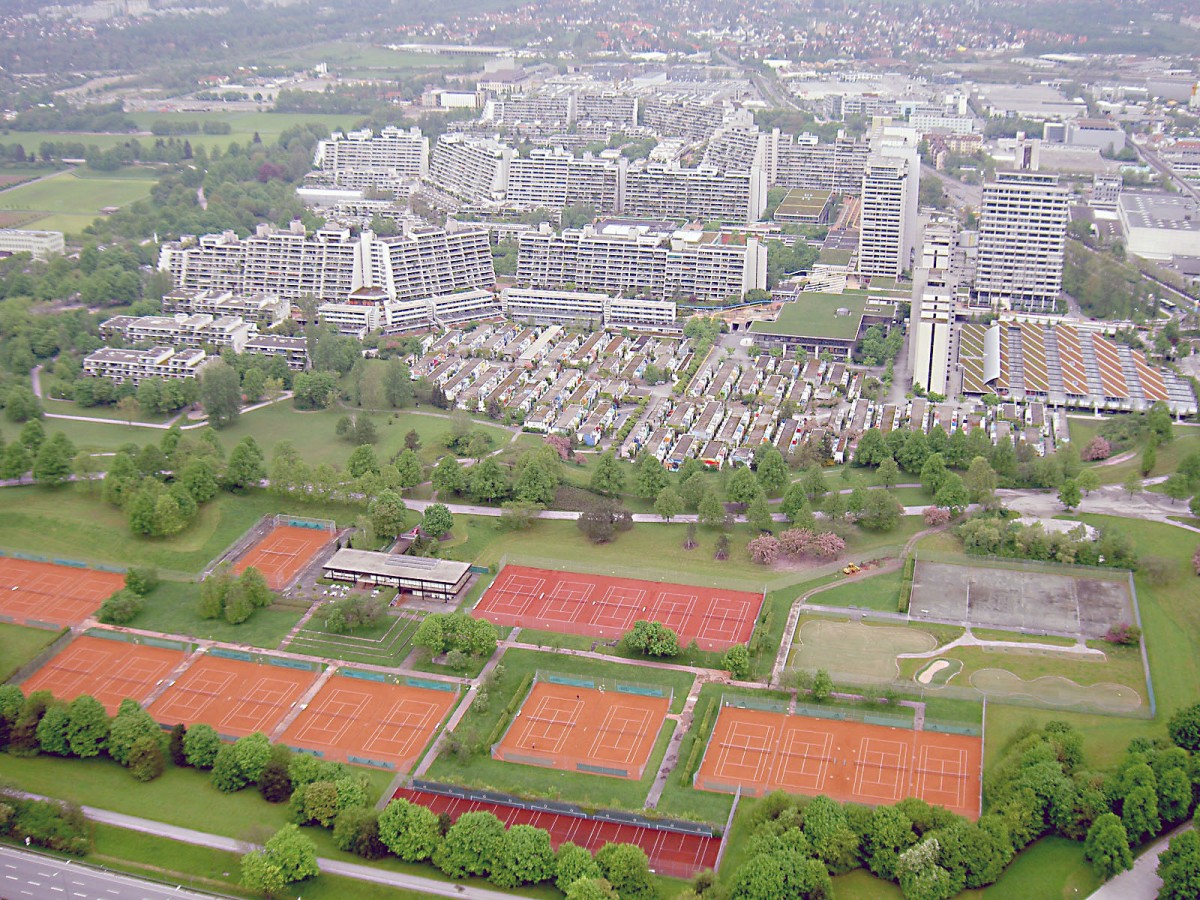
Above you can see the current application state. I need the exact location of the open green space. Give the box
[749,289,870,339]
[0,622,64,681]
[0,483,360,576]
[90,824,439,900]
[0,166,157,235]
[286,609,423,666]
[787,616,939,683]
[426,648,692,812]
[1070,418,1200,484]
[1,756,562,900]
[261,41,480,72]
[808,567,903,611]
[126,580,303,647]
[210,402,512,469]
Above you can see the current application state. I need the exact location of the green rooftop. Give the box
[751,290,870,340]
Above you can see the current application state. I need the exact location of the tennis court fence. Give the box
[272,515,338,533]
[534,669,674,704]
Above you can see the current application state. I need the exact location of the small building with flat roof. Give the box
[322,549,470,601]
[773,189,834,224]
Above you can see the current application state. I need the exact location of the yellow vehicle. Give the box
[842,563,861,575]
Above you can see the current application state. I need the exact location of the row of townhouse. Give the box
[831,392,1067,464]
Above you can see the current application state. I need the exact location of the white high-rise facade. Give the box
[158,223,495,304]
[858,126,920,278]
[974,171,1068,312]
[312,126,429,189]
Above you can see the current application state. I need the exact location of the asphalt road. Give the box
[0,845,223,900]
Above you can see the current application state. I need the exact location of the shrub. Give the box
[1103,623,1142,646]
[923,506,951,527]
[98,589,143,625]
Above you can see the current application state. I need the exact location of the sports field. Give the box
[475,565,763,651]
[232,523,335,591]
[494,682,669,780]
[694,706,982,818]
[280,674,457,771]
[22,635,186,713]
[789,619,938,683]
[0,557,125,627]
[393,786,721,880]
[0,168,157,234]
[148,654,318,739]
[910,560,1132,639]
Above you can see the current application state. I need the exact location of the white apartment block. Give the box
[159,223,495,304]
[605,295,678,330]
[910,269,954,396]
[312,126,429,190]
[775,134,870,195]
[702,124,776,178]
[974,171,1068,312]
[623,163,767,224]
[503,287,606,326]
[506,149,625,213]
[100,313,255,353]
[428,133,513,203]
[858,125,920,278]
[516,223,766,303]
[0,229,65,260]
[502,287,678,331]
[640,97,727,142]
[83,346,208,385]
[162,289,289,328]
[318,303,381,338]
[243,335,308,370]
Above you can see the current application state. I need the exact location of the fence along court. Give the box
[393,783,722,881]
[694,699,982,819]
[909,556,1133,640]
[20,634,187,714]
[0,556,125,627]
[147,653,318,740]
[493,676,670,780]
[230,518,338,592]
[475,564,763,651]
[280,674,458,771]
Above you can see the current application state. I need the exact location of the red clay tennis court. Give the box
[494,681,669,780]
[22,635,186,714]
[695,707,982,819]
[280,674,458,771]
[233,524,334,591]
[475,565,763,651]
[0,557,124,627]
[148,653,318,739]
[393,786,721,880]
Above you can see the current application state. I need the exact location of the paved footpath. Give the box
[17,792,519,900]
[1088,820,1193,899]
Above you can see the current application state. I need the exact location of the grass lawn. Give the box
[211,402,512,469]
[426,648,693,812]
[0,484,361,577]
[10,761,560,900]
[978,835,1099,898]
[129,580,303,647]
[0,166,157,235]
[1071,419,1200,485]
[749,290,870,339]
[0,623,65,681]
[286,609,424,666]
[808,568,902,612]
[91,824,454,900]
